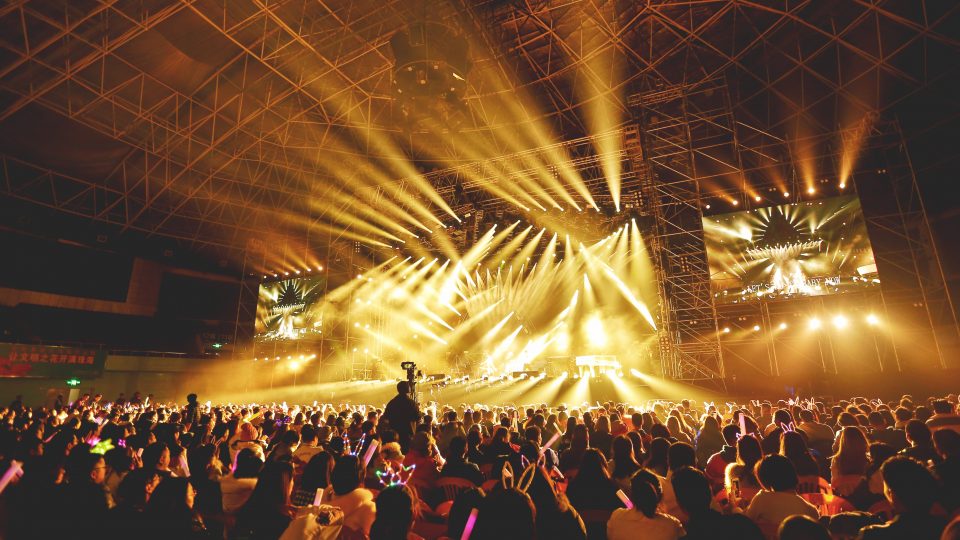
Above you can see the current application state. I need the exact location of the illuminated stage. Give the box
[239,115,955,396]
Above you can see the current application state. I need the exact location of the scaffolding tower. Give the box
[626,80,736,387]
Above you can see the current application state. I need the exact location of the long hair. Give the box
[146,477,200,531]
[369,484,419,540]
[610,435,641,479]
[644,438,670,475]
[780,431,812,464]
[301,451,334,492]
[238,461,293,519]
[834,427,869,475]
[629,469,662,518]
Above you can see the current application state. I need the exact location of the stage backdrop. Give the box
[255,276,326,342]
[703,194,878,304]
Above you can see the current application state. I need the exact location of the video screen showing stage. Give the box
[255,277,325,341]
[703,194,879,304]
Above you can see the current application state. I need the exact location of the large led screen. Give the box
[703,195,879,304]
[255,277,325,341]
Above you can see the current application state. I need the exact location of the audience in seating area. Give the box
[2,389,960,539]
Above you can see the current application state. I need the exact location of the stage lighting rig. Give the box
[390,17,471,131]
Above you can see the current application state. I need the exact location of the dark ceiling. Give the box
[0,0,957,274]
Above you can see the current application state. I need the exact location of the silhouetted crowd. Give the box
[2,386,960,540]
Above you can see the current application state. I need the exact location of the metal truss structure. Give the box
[0,1,958,375]
[625,80,733,386]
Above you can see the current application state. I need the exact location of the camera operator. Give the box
[383,380,420,452]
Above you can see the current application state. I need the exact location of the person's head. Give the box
[629,469,662,518]
[722,424,741,446]
[300,424,317,444]
[578,448,610,480]
[233,448,264,479]
[396,381,411,397]
[932,399,955,415]
[448,435,468,460]
[369,484,419,540]
[570,423,589,451]
[331,454,364,496]
[446,488,486,539]
[238,422,258,441]
[836,426,869,465]
[905,419,932,446]
[798,409,814,423]
[409,431,435,456]
[756,454,798,492]
[612,435,637,464]
[881,456,938,513]
[70,451,107,484]
[646,437,670,467]
[942,516,960,540]
[773,409,793,427]
[186,393,198,404]
[650,423,671,440]
[241,461,294,515]
[141,442,170,470]
[778,515,830,540]
[279,429,301,449]
[116,467,161,507]
[736,434,762,468]
[780,430,809,460]
[473,487,536,540]
[596,415,610,434]
[702,415,719,433]
[667,442,695,472]
[147,477,195,519]
[671,466,712,516]
[934,429,960,460]
[301,451,334,492]
[187,444,217,478]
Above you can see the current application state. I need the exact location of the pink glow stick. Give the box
[616,489,633,509]
[433,443,446,467]
[178,451,191,478]
[739,411,747,437]
[362,439,379,468]
[313,487,324,506]
[0,460,23,496]
[459,508,479,540]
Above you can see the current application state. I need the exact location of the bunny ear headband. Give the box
[501,456,542,494]
[780,422,796,433]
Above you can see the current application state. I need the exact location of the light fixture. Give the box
[832,315,849,330]
[808,318,822,330]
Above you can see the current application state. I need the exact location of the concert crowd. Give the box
[1,382,960,540]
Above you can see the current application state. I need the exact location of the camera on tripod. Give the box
[400,361,420,384]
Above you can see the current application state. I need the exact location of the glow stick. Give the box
[362,439,379,467]
[433,443,446,467]
[541,432,560,455]
[313,487,324,506]
[178,451,191,478]
[0,461,23,496]
[616,489,633,509]
[739,412,748,437]
[459,508,479,540]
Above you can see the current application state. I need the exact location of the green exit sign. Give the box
[65,378,81,387]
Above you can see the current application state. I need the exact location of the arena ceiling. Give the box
[0,0,957,266]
